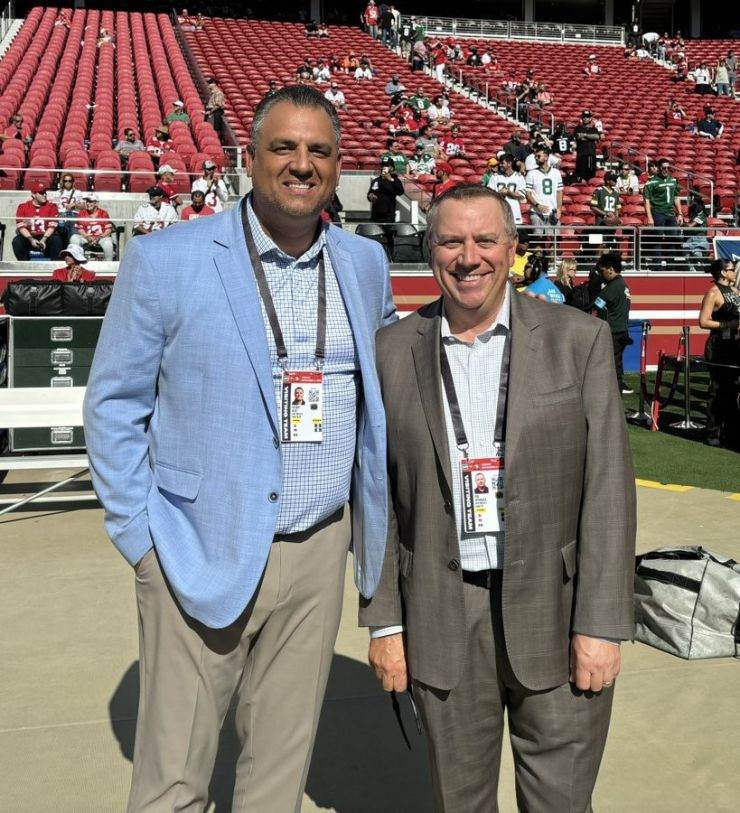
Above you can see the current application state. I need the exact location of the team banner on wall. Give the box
[712,237,740,262]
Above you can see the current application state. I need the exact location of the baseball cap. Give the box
[173,100,184,107]
[582,110,593,117]
[31,182,47,193]
[158,164,176,175]
[83,192,99,202]
[203,160,217,169]
[147,186,166,197]
[381,156,394,167]
[415,139,426,148]
[60,244,87,262]
[487,156,499,167]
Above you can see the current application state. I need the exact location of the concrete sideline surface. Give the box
[1,473,738,812]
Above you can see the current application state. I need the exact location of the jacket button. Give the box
[273,437,279,448]
[269,492,279,502]
[448,559,459,571]
[444,500,453,513]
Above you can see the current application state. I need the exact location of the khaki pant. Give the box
[128,507,350,813]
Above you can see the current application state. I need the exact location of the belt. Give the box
[274,506,345,543]
[462,569,503,590]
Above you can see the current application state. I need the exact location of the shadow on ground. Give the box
[109,655,433,812]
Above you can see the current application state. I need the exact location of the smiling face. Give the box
[430,196,516,334]
[247,101,341,229]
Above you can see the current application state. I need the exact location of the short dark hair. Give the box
[596,252,623,274]
[424,184,517,254]
[251,85,341,148]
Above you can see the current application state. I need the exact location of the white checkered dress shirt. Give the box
[441,286,511,571]
[246,199,359,534]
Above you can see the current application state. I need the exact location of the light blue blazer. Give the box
[83,202,397,628]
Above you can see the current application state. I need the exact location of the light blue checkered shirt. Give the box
[246,199,359,534]
[441,285,510,571]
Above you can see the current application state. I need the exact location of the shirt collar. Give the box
[246,194,327,264]
[441,282,511,343]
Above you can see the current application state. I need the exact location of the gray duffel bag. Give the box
[634,546,740,659]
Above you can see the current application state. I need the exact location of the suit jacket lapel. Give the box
[213,204,278,434]
[411,299,453,498]
[506,290,542,465]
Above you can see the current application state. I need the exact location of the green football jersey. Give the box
[644,175,680,215]
[591,186,620,217]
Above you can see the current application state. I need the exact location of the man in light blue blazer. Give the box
[84,86,396,812]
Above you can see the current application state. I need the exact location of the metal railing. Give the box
[511,224,740,273]
[0,1,15,45]
[410,16,625,46]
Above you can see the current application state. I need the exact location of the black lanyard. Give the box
[241,197,327,367]
[439,329,510,453]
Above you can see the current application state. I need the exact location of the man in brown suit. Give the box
[361,184,636,812]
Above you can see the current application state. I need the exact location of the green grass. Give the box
[622,372,740,493]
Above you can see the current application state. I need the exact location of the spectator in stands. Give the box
[503,129,530,173]
[52,245,96,282]
[324,82,347,110]
[340,51,359,74]
[180,190,215,221]
[178,8,192,26]
[644,158,683,268]
[590,171,621,226]
[363,0,380,39]
[380,4,394,46]
[318,22,330,38]
[430,40,447,83]
[699,259,740,447]
[574,110,601,182]
[69,193,115,261]
[354,55,373,81]
[193,13,205,30]
[115,128,145,165]
[715,59,731,96]
[439,123,466,159]
[314,60,331,84]
[408,143,436,177]
[13,183,63,260]
[693,62,713,95]
[551,122,573,160]
[54,9,71,29]
[368,156,404,222]
[434,162,457,197]
[385,74,405,96]
[409,86,431,114]
[265,80,281,98]
[50,173,84,238]
[416,124,438,155]
[381,139,408,175]
[697,110,724,139]
[639,160,658,187]
[664,98,688,127]
[682,193,710,271]
[97,27,115,48]
[583,54,603,76]
[593,253,633,394]
[616,164,639,196]
[481,47,496,67]
[305,20,319,38]
[157,165,183,209]
[133,186,178,235]
[427,95,451,126]
[146,124,173,166]
[166,100,191,125]
[488,153,526,225]
[481,156,499,188]
[192,160,228,213]
[535,82,553,107]
[399,16,414,58]
[525,147,563,232]
[2,113,31,145]
[411,38,427,72]
[466,46,482,67]
[726,50,737,96]
[204,77,226,134]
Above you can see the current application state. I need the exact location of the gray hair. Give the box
[424,184,518,255]
[250,85,342,148]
